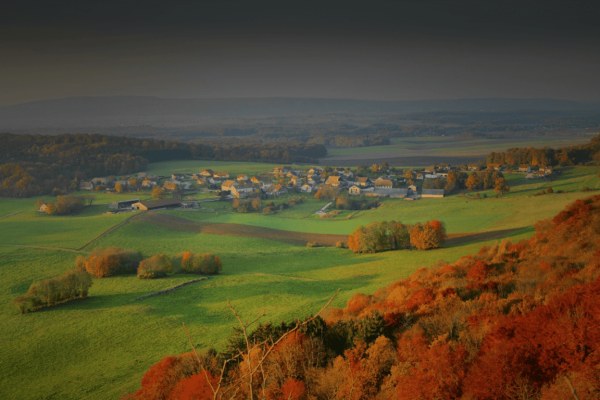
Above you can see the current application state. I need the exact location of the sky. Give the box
[1,0,599,106]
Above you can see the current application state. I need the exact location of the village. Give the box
[71,161,557,213]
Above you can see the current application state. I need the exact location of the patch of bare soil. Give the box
[445,228,525,246]
[138,213,348,246]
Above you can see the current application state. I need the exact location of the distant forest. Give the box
[0,133,326,197]
[486,134,600,166]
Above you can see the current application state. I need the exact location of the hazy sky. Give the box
[1,1,599,106]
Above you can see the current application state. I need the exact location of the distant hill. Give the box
[1,96,599,129]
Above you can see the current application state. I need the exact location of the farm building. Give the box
[308,175,320,185]
[109,199,141,210]
[348,185,361,195]
[214,172,230,179]
[422,189,445,198]
[39,204,48,213]
[132,198,182,211]
[375,179,393,189]
[355,177,371,187]
[487,164,501,171]
[250,176,261,184]
[366,188,407,198]
[290,176,300,186]
[221,180,238,192]
[79,181,94,190]
[300,183,315,193]
[92,177,108,185]
[267,184,286,196]
[325,176,342,187]
[200,169,214,177]
[142,179,156,187]
[237,174,248,181]
[519,165,531,173]
[274,166,292,174]
[230,183,254,198]
[163,181,180,191]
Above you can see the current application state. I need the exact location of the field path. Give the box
[0,210,25,219]
[78,212,145,250]
[0,243,89,253]
[250,272,316,281]
[138,212,348,246]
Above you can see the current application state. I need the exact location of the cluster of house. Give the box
[484,163,553,178]
[79,173,162,191]
[84,165,449,208]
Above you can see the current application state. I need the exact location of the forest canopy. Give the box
[0,132,327,197]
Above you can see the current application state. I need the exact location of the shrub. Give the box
[173,252,222,275]
[137,254,173,279]
[14,270,93,313]
[75,247,143,278]
[336,241,345,248]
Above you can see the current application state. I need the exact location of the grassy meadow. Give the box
[1,159,600,399]
[325,135,593,158]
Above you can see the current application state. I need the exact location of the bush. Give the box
[137,254,173,279]
[173,252,222,275]
[14,270,93,313]
[336,241,345,248]
[306,241,321,248]
[75,247,143,278]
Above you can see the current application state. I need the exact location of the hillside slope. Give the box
[128,195,600,400]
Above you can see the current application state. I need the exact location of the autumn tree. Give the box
[115,182,125,193]
[410,222,442,250]
[138,254,174,279]
[152,187,166,199]
[75,247,142,278]
[466,173,479,190]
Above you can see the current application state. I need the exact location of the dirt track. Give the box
[139,213,348,246]
[139,213,524,248]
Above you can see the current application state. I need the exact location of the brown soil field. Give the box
[138,213,348,246]
[138,213,524,249]
[445,228,525,246]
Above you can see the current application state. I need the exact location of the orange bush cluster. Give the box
[127,196,600,400]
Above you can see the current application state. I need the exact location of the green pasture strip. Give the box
[146,160,283,177]
[69,190,154,204]
[0,207,133,249]
[327,136,591,157]
[0,198,40,216]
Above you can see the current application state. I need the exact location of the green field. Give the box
[326,136,593,158]
[146,160,280,178]
[1,161,599,399]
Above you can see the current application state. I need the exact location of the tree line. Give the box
[487,132,600,166]
[0,132,327,197]
[126,194,600,400]
[13,270,93,313]
[75,247,222,279]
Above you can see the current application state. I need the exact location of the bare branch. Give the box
[183,323,219,397]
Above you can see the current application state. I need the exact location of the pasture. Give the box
[0,228,533,399]
[325,135,592,159]
[1,160,599,399]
